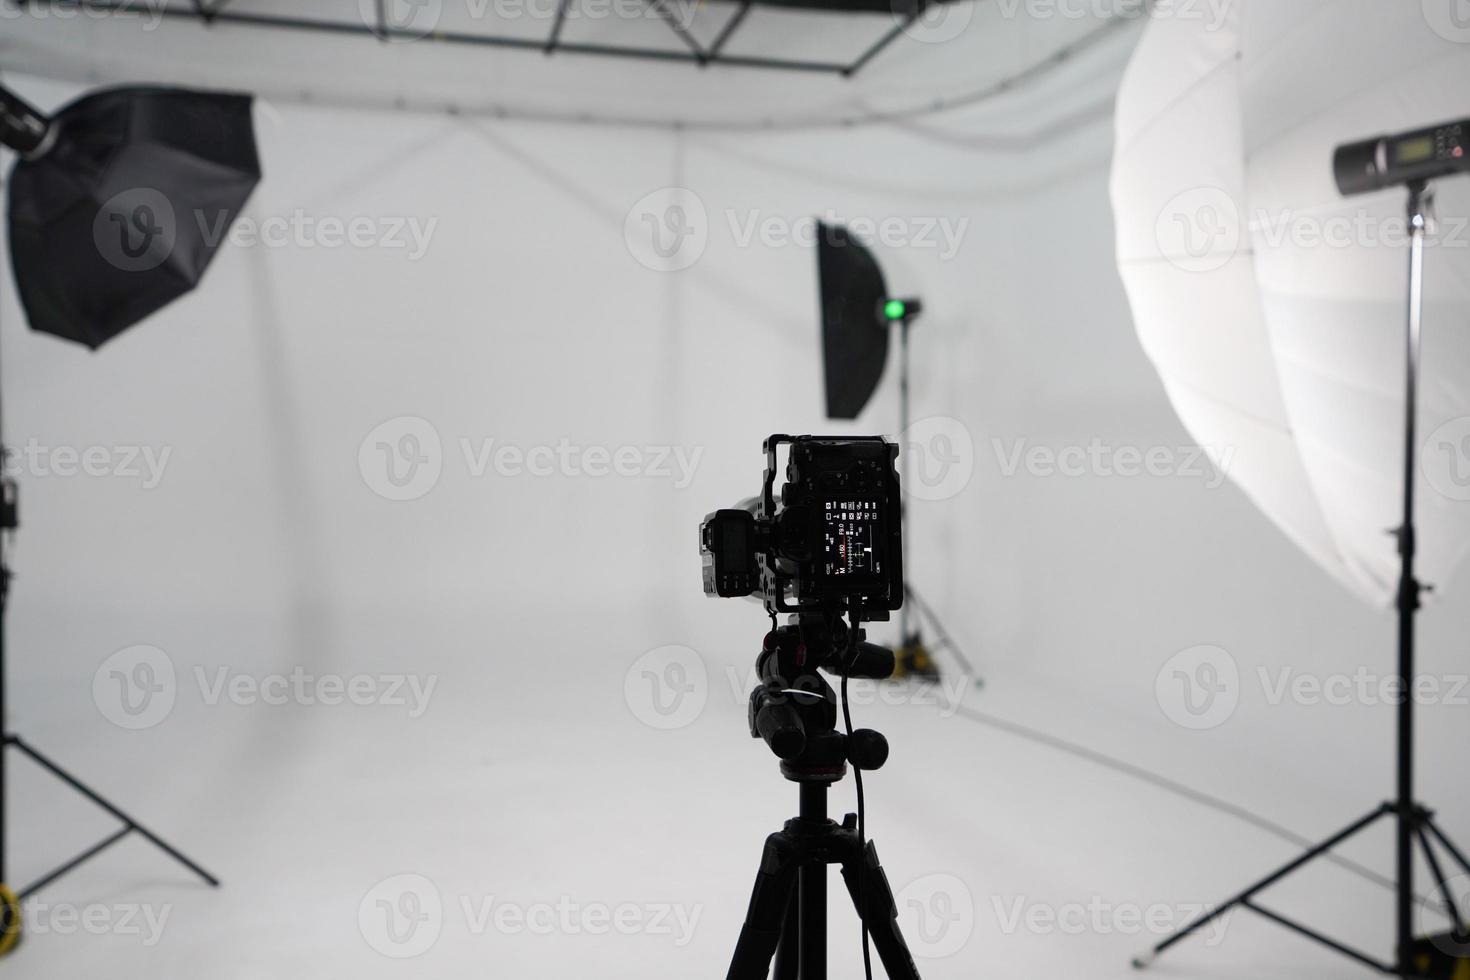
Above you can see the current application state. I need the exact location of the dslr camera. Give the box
[700,434,903,619]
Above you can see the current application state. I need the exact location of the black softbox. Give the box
[817,221,891,420]
[5,86,261,349]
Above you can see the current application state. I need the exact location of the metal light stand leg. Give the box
[0,466,218,934]
[1134,181,1470,979]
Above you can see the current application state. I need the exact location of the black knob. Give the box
[847,729,889,771]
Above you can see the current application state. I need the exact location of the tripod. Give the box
[1137,182,1470,977]
[0,471,218,952]
[726,617,923,980]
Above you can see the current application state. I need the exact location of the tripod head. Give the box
[748,611,894,783]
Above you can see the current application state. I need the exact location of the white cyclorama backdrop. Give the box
[0,4,1468,978]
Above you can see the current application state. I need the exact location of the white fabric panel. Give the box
[1112,0,1470,607]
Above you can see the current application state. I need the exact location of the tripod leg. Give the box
[1424,818,1470,880]
[727,832,800,980]
[1418,823,1468,935]
[772,884,799,980]
[800,860,826,980]
[1136,803,1392,967]
[9,737,219,894]
[838,837,923,980]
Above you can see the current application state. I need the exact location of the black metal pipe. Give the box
[708,0,752,58]
[19,827,133,898]
[10,737,220,889]
[798,781,826,980]
[1397,181,1430,972]
[24,0,851,74]
[1241,900,1397,976]
[1147,804,1392,958]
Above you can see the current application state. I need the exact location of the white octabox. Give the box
[1110,0,1470,607]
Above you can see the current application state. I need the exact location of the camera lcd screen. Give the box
[823,499,883,580]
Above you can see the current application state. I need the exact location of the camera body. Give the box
[701,434,903,618]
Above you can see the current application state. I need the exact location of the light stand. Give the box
[0,80,257,954]
[1136,180,1470,978]
[0,468,220,915]
[883,299,978,683]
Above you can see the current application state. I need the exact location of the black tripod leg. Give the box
[772,884,799,980]
[1424,819,1470,880]
[1136,803,1391,967]
[727,832,800,980]
[838,837,922,980]
[1418,823,1467,935]
[9,737,219,896]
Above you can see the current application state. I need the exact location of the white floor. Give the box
[8,604,1467,979]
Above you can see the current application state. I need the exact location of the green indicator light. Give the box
[883,300,906,321]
